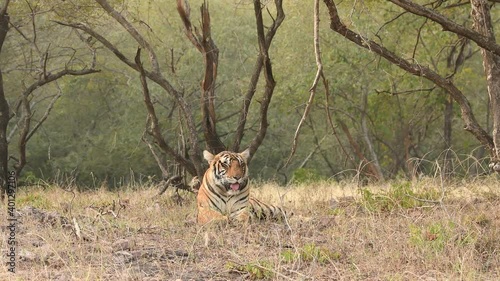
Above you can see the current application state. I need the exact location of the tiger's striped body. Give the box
[196,149,286,224]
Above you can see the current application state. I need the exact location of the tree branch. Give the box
[338,118,381,180]
[322,0,494,155]
[0,0,9,19]
[11,67,99,175]
[232,0,285,153]
[177,0,202,52]
[135,48,197,176]
[470,0,500,169]
[55,20,203,176]
[0,1,10,200]
[286,0,321,167]
[14,96,30,174]
[95,0,161,74]
[177,0,226,153]
[387,0,500,57]
[141,128,169,179]
[21,68,99,98]
[246,0,284,162]
[25,89,62,143]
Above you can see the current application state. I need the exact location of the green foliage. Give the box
[225,260,274,280]
[360,182,441,212]
[291,168,328,184]
[3,0,496,186]
[25,74,161,186]
[16,193,51,209]
[327,207,345,216]
[281,243,341,264]
[409,221,475,254]
[20,171,44,186]
[409,222,448,252]
[280,249,295,263]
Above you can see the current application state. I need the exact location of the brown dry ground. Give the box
[1,177,499,280]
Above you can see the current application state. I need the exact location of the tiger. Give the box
[196,149,287,225]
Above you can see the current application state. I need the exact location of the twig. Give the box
[142,126,169,179]
[286,0,322,167]
[26,83,63,142]
[73,217,82,240]
[323,78,352,166]
[95,0,160,74]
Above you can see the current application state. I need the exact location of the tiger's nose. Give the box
[233,175,241,180]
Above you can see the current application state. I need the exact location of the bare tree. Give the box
[0,0,99,199]
[470,0,500,172]
[322,0,500,173]
[57,0,285,182]
[287,0,384,181]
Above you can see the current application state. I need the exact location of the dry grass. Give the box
[1,176,499,280]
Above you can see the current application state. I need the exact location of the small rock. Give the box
[19,249,37,262]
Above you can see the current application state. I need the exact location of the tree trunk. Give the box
[338,119,383,181]
[443,95,453,178]
[0,4,9,200]
[470,0,500,170]
[0,71,8,200]
[360,90,384,181]
[197,2,226,154]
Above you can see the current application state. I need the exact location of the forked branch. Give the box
[12,67,99,175]
[246,0,284,162]
[387,0,500,56]
[232,0,285,153]
[95,0,161,74]
[322,0,495,155]
[56,6,204,177]
[177,0,225,153]
[135,48,197,176]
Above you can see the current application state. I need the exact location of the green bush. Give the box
[225,260,274,280]
[360,182,441,212]
[281,243,341,264]
[16,193,51,209]
[409,221,475,254]
[291,168,327,184]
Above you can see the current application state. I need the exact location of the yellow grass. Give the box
[1,177,499,280]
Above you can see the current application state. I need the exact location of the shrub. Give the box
[281,243,341,264]
[226,260,274,280]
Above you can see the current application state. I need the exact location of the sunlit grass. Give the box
[1,177,499,280]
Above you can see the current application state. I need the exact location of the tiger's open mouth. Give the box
[229,183,240,191]
[224,179,247,192]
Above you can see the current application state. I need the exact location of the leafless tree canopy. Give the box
[55,0,285,181]
[322,0,500,173]
[0,0,99,198]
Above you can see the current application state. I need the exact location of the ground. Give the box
[0,177,499,280]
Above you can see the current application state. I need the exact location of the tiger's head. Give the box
[203,149,251,196]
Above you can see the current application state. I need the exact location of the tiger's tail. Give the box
[248,197,288,221]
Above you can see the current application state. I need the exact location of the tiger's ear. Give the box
[240,148,251,161]
[203,150,214,163]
